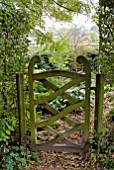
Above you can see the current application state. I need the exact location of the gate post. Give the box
[94,74,104,133]
[16,73,26,144]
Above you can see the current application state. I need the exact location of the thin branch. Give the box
[51,0,90,16]
[0,1,11,7]
[103,7,113,37]
[90,0,98,11]
[51,0,76,12]
[20,0,38,13]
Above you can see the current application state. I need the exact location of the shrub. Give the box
[0,145,41,170]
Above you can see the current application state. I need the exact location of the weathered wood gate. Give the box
[16,55,104,153]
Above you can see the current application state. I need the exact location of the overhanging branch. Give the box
[20,0,37,13]
[0,1,11,7]
[51,0,76,12]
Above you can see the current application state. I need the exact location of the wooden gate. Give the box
[16,55,104,153]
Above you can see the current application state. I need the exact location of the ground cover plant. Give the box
[0,145,41,170]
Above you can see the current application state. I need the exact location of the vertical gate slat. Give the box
[28,56,41,145]
[94,74,104,133]
[76,56,91,143]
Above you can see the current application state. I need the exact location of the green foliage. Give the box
[36,54,57,70]
[35,37,73,70]
[91,131,103,154]
[98,3,114,86]
[49,38,73,70]
[0,110,16,142]
[109,109,114,121]
[90,129,114,169]
[0,4,30,144]
[0,145,41,170]
[104,84,114,93]
[37,25,98,72]
[90,31,99,44]
[17,0,90,21]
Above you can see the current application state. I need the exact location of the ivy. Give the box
[0,4,30,145]
[98,3,114,86]
[0,145,41,170]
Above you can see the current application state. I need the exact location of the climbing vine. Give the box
[0,4,30,145]
[98,0,114,86]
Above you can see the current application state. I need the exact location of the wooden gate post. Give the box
[94,74,104,133]
[16,73,26,144]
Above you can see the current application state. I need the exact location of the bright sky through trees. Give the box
[44,0,99,30]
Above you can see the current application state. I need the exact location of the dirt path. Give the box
[26,151,99,170]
